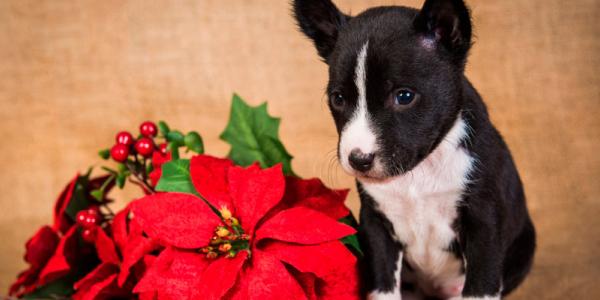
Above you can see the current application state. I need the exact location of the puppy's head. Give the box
[294,0,472,180]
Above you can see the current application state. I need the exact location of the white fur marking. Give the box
[368,252,403,299]
[339,42,379,174]
[362,116,475,299]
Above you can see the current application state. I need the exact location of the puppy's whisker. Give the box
[322,147,341,187]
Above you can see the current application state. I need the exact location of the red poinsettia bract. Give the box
[131,155,360,300]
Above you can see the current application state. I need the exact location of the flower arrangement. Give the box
[9,95,361,300]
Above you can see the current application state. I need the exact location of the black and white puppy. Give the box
[293,0,536,299]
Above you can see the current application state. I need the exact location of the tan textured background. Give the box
[1,0,599,299]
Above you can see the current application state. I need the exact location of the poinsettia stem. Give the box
[141,157,148,180]
[128,178,154,194]
[100,174,115,191]
[101,203,115,217]
[125,161,155,194]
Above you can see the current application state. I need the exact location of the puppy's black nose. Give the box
[348,149,375,172]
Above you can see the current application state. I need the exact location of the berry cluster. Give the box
[97,120,204,195]
[110,121,159,162]
[76,207,102,242]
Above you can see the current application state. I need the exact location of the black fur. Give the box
[293,0,536,298]
[293,0,350,60]
[357,183,404,294]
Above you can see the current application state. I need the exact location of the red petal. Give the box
[282,177,350,220]
[111,207,129,254]
[24,226,60,269]
[261,241,354,278]
[38,226,79,284]
[118,236,160,286]
[152,150,172,169]
[190,155,234,212]
[73,273,121,300]
[139,291,157,300]
[94,228,120,265]
[264,241,359,300]
[228,164,285,235]
[73,263,119,292]
[149,169,162,187]
[134,247,209,300]
[53,174,79,233]
[227,250,307,300]
[149,151,171,187]
[9,269,37,296]
[134,248,175,294]
[131,193,222,249]
[128,214,145,239]
[193,251,247,300]
[318,260,360,300]
[255,207,356,244]
[291,270,318,300]
[130,254,157,285]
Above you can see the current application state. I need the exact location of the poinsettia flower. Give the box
[131,155,359,300]
[10,224,96,298]
[73,205,160,300]
[11,174,119,297]
[9,226,60,296]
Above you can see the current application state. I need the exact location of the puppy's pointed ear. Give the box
[293,0,350,60]
[413,0,472,63]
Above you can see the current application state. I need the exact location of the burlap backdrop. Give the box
[1,0,598,298]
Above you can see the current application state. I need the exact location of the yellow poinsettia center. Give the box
[200,207,251,259]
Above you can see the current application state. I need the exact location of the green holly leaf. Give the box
[339,214,363,257]
[98,149,110,160]
[166,130,185,145]
[158,120,170,136]
[90,189,104,202]
[116,173,126,189]
[184,131,204,154]
[220,94,295,176]
[155,159,197,195]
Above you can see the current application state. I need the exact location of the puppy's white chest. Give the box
[361,118,474,295]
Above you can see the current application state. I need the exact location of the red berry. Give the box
[85,215,99,227]
[110,144,129,162]
[158,143,168,154]
[82,228,97,243]
[140,121,158,137]
[135,138,154,157]
[76,208,101,228]
[115,131,134,146]
[86,207,100,216]
[85,208,100,226]
[76,211,88,226]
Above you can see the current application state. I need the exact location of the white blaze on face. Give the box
[339,41,379,174]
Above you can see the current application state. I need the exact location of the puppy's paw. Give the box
[368,291,403,300]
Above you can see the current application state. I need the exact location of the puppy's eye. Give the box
[330,92,345,110]
[394,89,416,106]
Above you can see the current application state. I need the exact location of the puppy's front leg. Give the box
[461,206,503,300]
[358,185,403,300]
